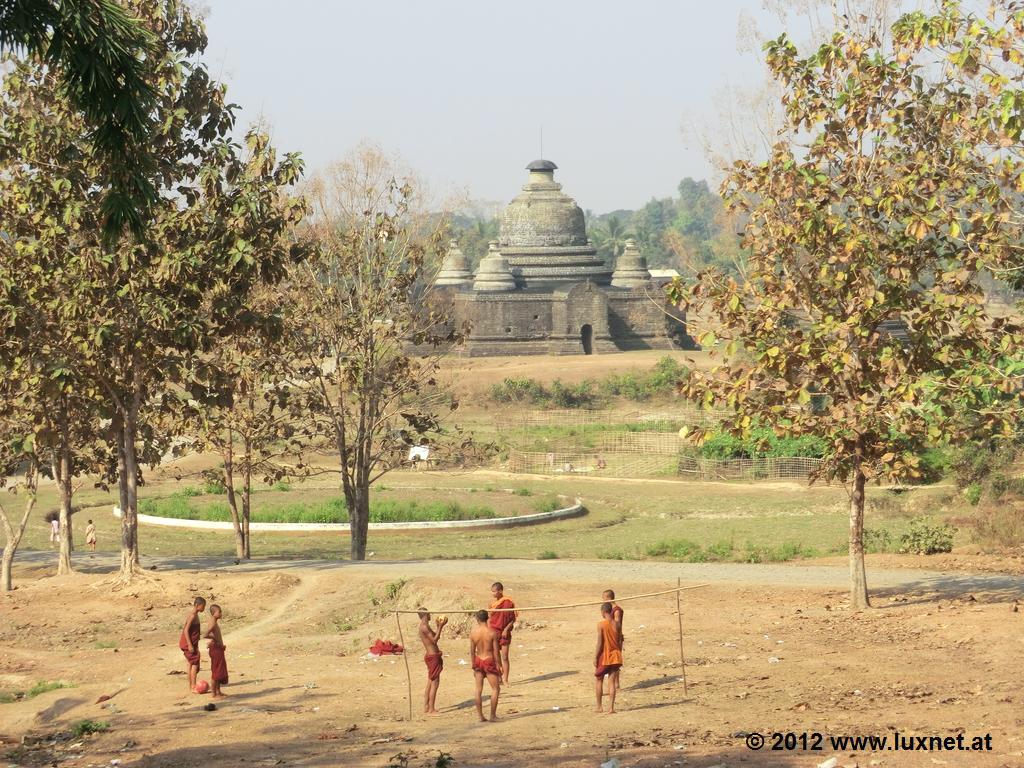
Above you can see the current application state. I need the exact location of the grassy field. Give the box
[15,465,960,563]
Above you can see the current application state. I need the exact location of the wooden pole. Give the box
[395,611,413,721]
[676,577,688,694]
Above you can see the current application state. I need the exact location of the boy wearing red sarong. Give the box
[470,609,501,722]
[179,596,206,694]
[417,608,448,715]
[594,602,623,713]
[205,603,229,699]
[488,582,517,684]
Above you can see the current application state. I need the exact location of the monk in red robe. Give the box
[470,610,501,722]
[178,596,206,694]
[594,602,624,713]
[488,582,517,684]
[205,603,229,698]
[417,608,447,714]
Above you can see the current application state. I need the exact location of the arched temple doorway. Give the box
[581,323,593,355]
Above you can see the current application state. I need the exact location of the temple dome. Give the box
[496,161,611,288]
[499,161,588,248]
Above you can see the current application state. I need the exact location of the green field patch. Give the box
[138,492,499,524]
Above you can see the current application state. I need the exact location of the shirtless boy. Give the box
[178,596,206,693]
[595,602,624,713]
[469,609,502,722]
[205,604,229,699]
[488,582,517,684]
[417,608,448,714]
[602,589,624,645]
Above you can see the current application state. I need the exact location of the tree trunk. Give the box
[223,438,244,559]
[242,443,252,560]
[1,465,39,592]
[55,443,74,575]
[347,483,369,561]
[849,463,870,610]
[119,401,142,579]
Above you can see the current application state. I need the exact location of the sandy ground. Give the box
[1,557,1022,768]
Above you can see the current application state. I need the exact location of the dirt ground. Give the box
[1,558,1021,768]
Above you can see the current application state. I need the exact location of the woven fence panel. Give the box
[677,456,823,481]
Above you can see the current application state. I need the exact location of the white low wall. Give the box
[112,499,585,533]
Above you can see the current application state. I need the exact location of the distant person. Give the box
[85,519,97,551]
[205,604,229,699]
[178,596,206,694]
[417,608,448,715]
[594,602,623,713]
[595,454,607,471]
[49,518,59,546]
[470,609,501,722]
[602,589,624,646]
[488,581,517,684]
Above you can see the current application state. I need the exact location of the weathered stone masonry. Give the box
[436,160,690,356]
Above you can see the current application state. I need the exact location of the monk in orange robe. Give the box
[594,602,623,713]
[178,596,206,694]
[603,589,624,646]
[488,581,517,684]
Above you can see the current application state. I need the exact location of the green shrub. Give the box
[742,541,816,563]
[201,468,226,495]
[645,539,706,562]
[490,377,547,403]
[964,483,983,506]
[71,719,109,737]
[863,527,896,554]
[533,497,562,513]
[538,551,558,560]
[179,486,202,498]
[273,481,292,492]
[705,540,734,561]
[512,487,532,497]
[697,427,827,460]
[899,517,955,554]
[916,447,951,484]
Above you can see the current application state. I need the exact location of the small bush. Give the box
[705,540,734,561]
[201,468,226,495]
[646,539,705,562]
[512,487,532,497]
[272,481,292,492]
[964,483,983,506]
[385,579,408,600]
[71,719,109,737]
[899,517,955,555]
[863,527,896,554]
[179,486,202,497]
[533,497,562,513]
[538,551,558,560]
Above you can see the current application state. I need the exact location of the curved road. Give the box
[14,550,1024,601]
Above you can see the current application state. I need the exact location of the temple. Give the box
[436,160,689,356]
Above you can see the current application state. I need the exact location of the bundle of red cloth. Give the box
[369,639,404,656]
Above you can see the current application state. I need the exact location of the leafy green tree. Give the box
[672,0,1024,609]
[288,145,461,561]
[0,0,158,239]
[592,214,630,266]
[0,0,306,582]
[0,408,42,591]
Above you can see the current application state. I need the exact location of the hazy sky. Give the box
[203,1,794,213]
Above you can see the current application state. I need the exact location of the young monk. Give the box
[602,589,624,646]
[205,603,229,699]
[470,609,502,722]
[178,596,206,693]
[595,602,623,713]
[85,520,97,551]
[417,608,448,714]
[488,582,517,684]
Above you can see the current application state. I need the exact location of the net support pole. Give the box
[395,611,413,721]
[676,577,688,694]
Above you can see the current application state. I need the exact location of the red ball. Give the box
[193,679,210,694]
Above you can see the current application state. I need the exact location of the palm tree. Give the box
[1,0,157,239]
[592,215,630,266]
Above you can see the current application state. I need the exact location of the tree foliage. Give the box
[287,145,462,561]
[0,0,158,239]
[671,0,1024,609]
[0,0,305,581]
